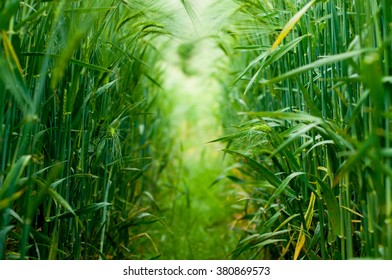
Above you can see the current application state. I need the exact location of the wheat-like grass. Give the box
[217,0,392,259]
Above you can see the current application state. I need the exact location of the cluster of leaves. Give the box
[217,0,392,259]
[0,0,171,259]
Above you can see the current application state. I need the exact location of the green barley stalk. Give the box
[1,0,171,259]
[217,0,392,259]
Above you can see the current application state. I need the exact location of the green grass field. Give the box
[1,0,391,260]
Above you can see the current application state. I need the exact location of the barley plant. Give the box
[215,0,392,259]
[0,0,172,259]
[1,0,391,261]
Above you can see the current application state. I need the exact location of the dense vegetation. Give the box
[0,0,172,259]
[1,0,391,260]
[216,0,392,259]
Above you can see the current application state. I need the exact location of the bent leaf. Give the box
[271,0,317,50]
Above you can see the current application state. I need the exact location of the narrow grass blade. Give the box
[271,0,317,50]
[265,172,304,208]
[261,49,377,85]
[0,155,31,200]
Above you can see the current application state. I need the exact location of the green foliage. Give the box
[217,0,392,259]
[0,0,171,259]
[2,0,391,261]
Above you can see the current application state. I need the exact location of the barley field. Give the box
[0,0,391,260]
